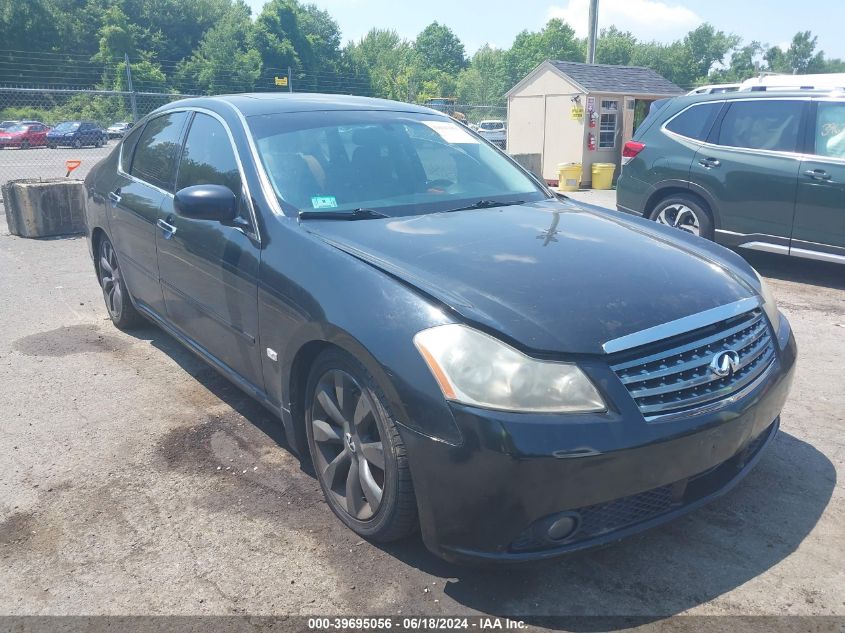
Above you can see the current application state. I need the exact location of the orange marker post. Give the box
[65,160,81,178]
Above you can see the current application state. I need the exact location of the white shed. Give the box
[506,60,683,185]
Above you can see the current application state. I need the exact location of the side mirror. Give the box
[174,184,237,222]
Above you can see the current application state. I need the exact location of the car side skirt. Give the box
[715,229,845,264]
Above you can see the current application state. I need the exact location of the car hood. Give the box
[302,199,757,355]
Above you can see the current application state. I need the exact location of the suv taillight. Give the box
[622,141,645,165]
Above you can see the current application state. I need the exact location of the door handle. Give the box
[698,158,721,168]
[156,218,177,238]
[804,169,832,181]
[108,190,121,205]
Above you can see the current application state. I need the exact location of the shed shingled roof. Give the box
[549,60,683,95]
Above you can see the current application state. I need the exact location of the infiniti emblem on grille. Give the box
[710,350,741,378]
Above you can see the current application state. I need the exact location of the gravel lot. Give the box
[0,195,843,626]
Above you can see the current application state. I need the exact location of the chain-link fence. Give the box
[0,87,192,199]
[0,86,508,202]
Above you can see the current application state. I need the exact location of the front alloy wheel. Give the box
[311,369,386,520]
[305,350,417,541]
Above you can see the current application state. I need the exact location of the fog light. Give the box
[547,514,578,541]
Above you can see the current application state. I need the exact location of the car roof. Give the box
[156,93,440,118]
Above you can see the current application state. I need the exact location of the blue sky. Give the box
[244,0,845,60]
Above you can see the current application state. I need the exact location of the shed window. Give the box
[599,100,618,149]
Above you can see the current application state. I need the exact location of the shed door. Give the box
[543,95,584,181]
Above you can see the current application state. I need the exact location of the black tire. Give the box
[48,144,56,149]
[20,140,30,150]
[649,194,714,240]
[305,348,417,542]
[98,236,144,330]
[73,138,82,149]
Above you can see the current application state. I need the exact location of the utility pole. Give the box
[124,53,138,123]
[586,0,599,64]
[288,66,293,93]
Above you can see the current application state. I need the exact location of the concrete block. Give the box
[2,178,85,238]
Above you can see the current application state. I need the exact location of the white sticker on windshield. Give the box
[311,196,338,209]
[422,120,479,144]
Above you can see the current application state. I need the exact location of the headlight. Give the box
[753,268,780,334]
[413,324,605,413]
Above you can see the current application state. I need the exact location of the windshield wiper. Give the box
[298,208,389,220]
[443,199,526,213]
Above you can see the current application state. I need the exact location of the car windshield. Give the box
[54,122,80,132]
[248,110,545,217]
[479,122,504,130]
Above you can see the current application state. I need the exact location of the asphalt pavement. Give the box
[0,184,843,626]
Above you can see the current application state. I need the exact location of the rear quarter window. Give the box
[665,102,723,141]
[120,124,145,174]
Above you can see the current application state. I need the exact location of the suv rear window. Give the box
[665,102,722,141]
[716,100,803,152]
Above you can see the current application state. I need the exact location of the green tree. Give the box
[456,45,508,106]
[253,0,348,92]
[503,19,584,87]
[414,22,466,76]
[596,27,637,66]
[177,1,261,94]
[683,24,739,81]
[345,29,416,100]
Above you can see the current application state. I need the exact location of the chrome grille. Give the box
[610,309,775,420]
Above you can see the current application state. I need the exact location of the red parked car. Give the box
[0,122,51,149]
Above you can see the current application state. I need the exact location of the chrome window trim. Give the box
[660,100,727,144]
[662,97,811,161]
[117,107,262,242]
[218,100,286,218]
[602,296,762,355]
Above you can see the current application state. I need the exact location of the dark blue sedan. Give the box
[47,120,107,148]
[83,94,796,562]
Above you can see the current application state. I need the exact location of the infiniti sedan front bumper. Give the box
[401,316,797,563]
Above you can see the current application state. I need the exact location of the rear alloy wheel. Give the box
[20,140,30,150]
[649,194,714,240]
[73,138,82,149]
[98,236,143,330]
[305,350,417,542]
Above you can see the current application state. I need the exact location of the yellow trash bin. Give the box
[557,163,582,192]
[591,162,616,190]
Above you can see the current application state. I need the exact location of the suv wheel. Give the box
[73,138,82,149]
[649,194,714,240]
[305,349,418,542]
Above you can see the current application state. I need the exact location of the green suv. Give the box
[617,90,845,265]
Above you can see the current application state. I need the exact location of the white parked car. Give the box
[476,120,506,148]
[107,122,132,138]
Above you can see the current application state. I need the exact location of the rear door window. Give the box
[716,100,804,152]
[665,102,722,141]
[130,112,189,192]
